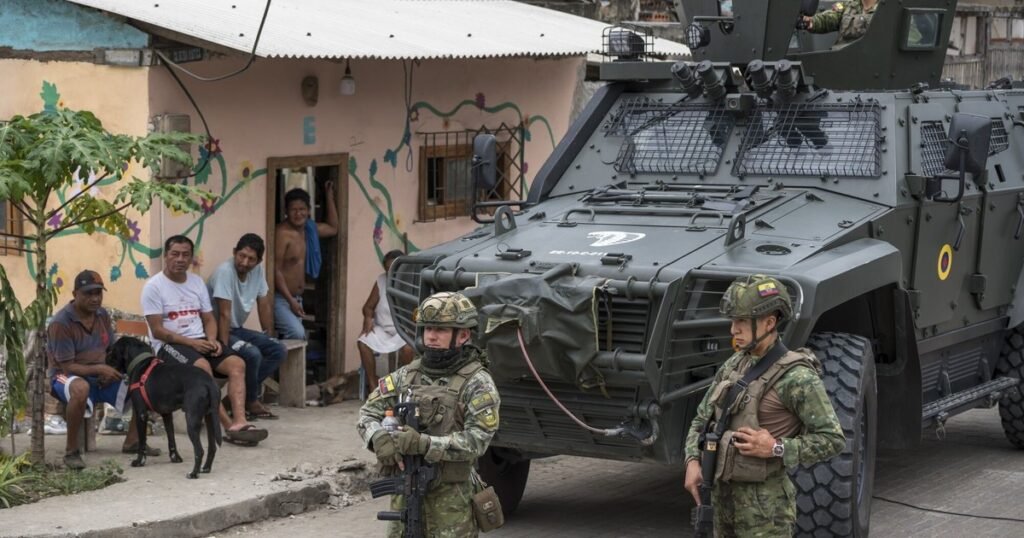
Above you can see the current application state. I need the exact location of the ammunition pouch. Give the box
[714,430,781,483]
[472,485,505,532]
[438,461,473,483]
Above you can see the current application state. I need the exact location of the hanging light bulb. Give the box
[340,59,356,96]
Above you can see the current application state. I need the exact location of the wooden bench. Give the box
[273,339,308,408]
[113,317,309,409]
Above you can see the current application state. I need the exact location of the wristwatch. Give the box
[772,439,785,458]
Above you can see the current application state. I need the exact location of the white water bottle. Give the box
[381,409,401,436]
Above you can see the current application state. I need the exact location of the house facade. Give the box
[0,0,687,375]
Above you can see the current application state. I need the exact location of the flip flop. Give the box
[225,424,268,445]
[246,408,279,420]
[122,443,162,456]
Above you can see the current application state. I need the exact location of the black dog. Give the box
[107,336,222,478]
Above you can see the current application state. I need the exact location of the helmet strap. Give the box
[741,316,777,353]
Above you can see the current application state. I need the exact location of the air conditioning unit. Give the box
[154,114,192,179]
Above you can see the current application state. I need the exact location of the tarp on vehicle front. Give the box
[463,273,607,388]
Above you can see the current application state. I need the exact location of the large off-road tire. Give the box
[791,332,877,538]
[996,326,1024,448]
[477,446,530,517]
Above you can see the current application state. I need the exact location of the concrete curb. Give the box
[19,466,373,538]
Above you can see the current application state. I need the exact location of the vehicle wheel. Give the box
[996,326,1024,448]
[477,446,530,517]
[791,332,877,538]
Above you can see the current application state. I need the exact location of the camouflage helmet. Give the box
[416,291,478,329]
[719,274,793,321]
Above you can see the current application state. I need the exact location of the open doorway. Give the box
[265,153,348,383]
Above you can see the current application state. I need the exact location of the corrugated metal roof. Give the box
[67,0,690,60]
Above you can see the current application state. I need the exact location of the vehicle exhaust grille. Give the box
[495,380,643,456]
[603,96,733,175]
[596,293,653,354]
[733,101,882,178]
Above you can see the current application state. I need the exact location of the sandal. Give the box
[246,407,279,420]
[122,443,162,456]
[225,424,268,444]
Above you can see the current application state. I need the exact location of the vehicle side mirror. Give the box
[472,134,498,192]
[943,113,990,175]
[799,0,820,16]
[925,113,991,204]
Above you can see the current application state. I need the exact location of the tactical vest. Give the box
[708,348,821,483]
[399,358,484,483]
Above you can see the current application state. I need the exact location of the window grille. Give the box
[604,96,732,176]
[920,118,1008,177]
[417,124,525,222]
[734,101,883,178]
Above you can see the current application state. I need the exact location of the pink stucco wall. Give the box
[0,59,153,313]
[147,55,584,372]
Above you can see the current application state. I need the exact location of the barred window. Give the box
[0,199,24,256]
[417,127,523,222]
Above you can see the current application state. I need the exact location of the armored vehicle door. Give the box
[906,101,983,330]
[906,99,1024,329]
[959,100,1024,314]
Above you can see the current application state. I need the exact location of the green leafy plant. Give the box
[28,459,124,499]
[0,453,31,508]
[0,454,124,509]
[0,106,210,463]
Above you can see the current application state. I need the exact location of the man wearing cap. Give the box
[47,270,158,470]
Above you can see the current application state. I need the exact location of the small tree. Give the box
[0,107,208,463]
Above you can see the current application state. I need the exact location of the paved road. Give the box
[221,407,1024,537]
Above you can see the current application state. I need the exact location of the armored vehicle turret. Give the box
[385,1,1024,535]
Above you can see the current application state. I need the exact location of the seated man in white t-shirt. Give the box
[141,235,267,444]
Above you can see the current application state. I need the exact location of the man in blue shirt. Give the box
[209,234,285,420]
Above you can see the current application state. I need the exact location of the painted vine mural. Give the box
[23,80,556,296]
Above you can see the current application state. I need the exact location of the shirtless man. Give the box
[274,182,338,339]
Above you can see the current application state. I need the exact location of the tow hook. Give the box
[618,401,662,446]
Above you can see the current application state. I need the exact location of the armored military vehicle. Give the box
[385,1,1024,535]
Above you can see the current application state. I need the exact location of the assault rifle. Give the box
[692,340,788,538]
[692,429,718,537]
[370,401,437,538]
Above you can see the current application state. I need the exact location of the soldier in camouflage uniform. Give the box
[357,291,500,537]
[683,275,845,537]
[803,0,878,45]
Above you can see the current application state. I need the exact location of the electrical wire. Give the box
[160,60,212,180]
[515,327,625,437]
[873,495,1024,524]
[402,60,418,172]
[154,0,273,82]
[152,1,273,179]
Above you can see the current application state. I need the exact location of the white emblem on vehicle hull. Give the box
[587,231,646,247]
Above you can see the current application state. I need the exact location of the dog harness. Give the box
[127,352,162,412]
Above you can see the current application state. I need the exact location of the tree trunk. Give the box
[0,343,11,454]
[29,233,47,465]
